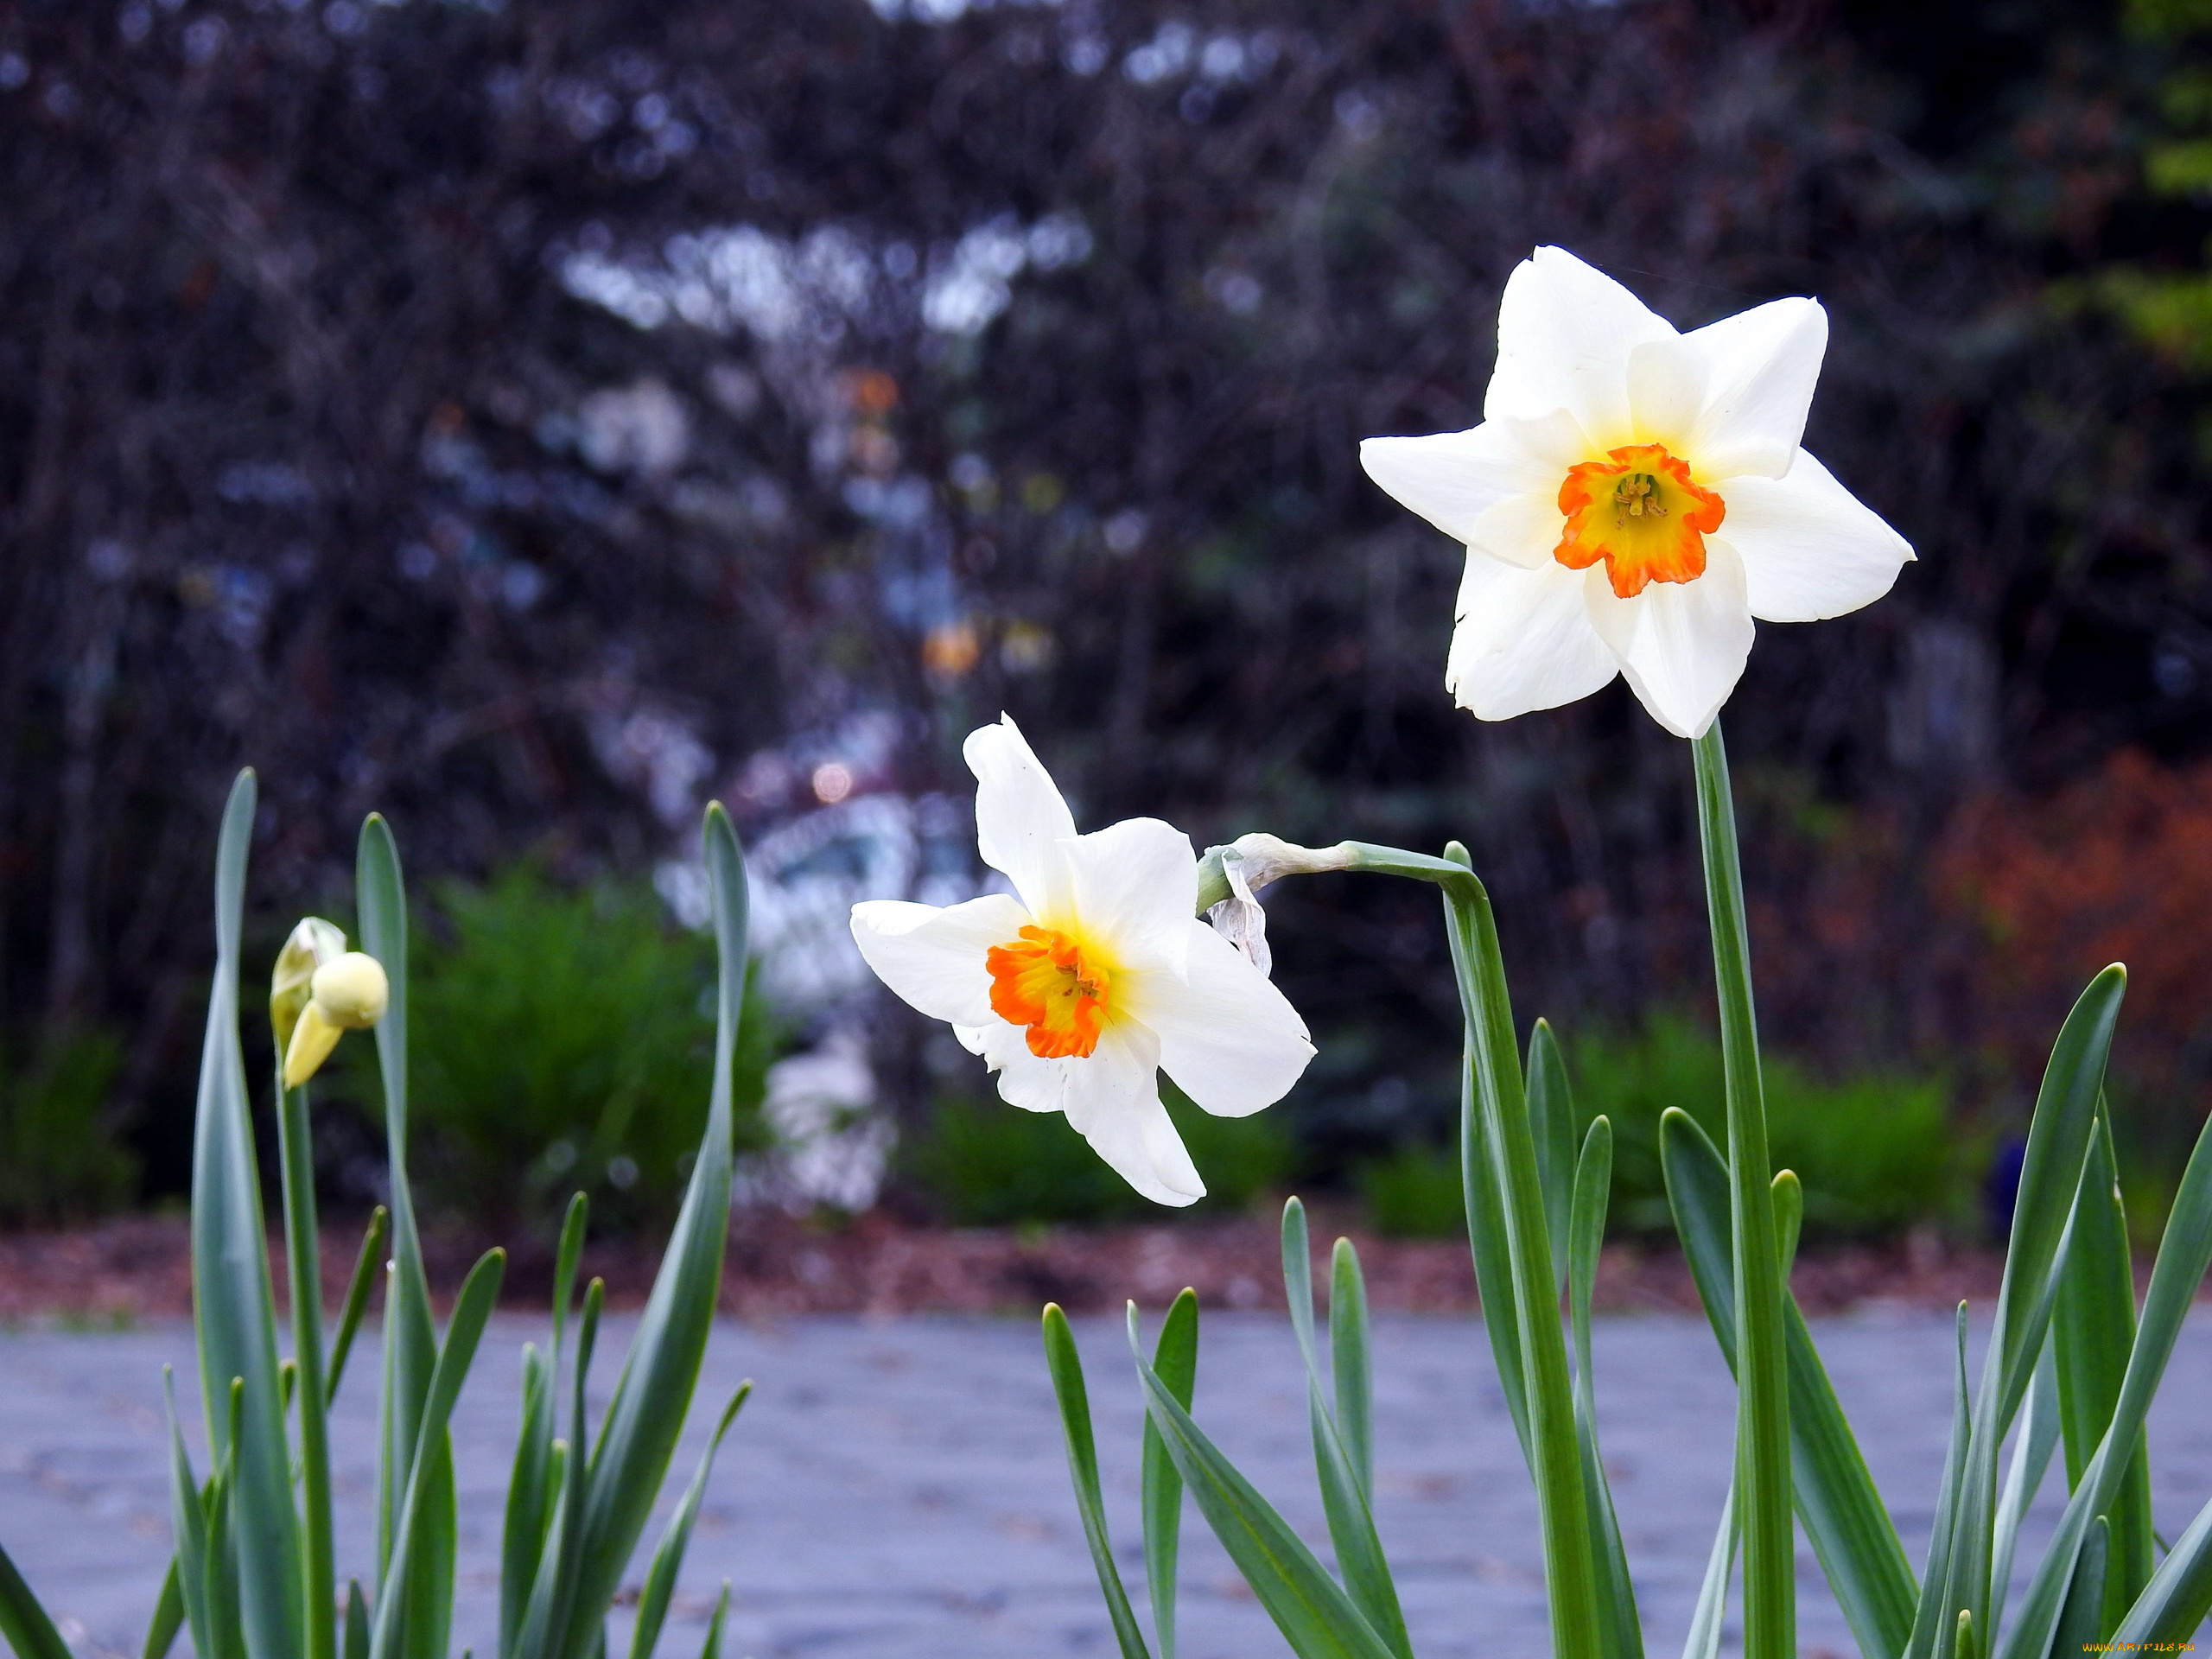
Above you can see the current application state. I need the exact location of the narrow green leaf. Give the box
[1127,1309,1398,1659]
[1042,1304,1152,1659]
[141,1560,186,1659]
[1947,968,2126,1658]
[1998,1096,2212,1659]
[1691,721,1794,1659]
[1141,1289,1198,1659]
[1681,1477,1737,1659]
[1527,1020,1576,1295]
[1329,1242,1373,1503]
[2110,1483,2212,1645]
[697,1585,729,1659]
[1281,1201,1410,1659]
[2052,1110,2154,1626]
[369,1249,506,1659]
[344,1583,368,1659]
[503,1344,556,1658]
[358,813,439,1584]
[0,1537,73,1659]
[555,806,746,1659]
[628,1384,751,1659]
[1459,1041,1532,1467]
[1662,1108,1919,1659]
[327,1207,389,1408]
[2051,1517,2109,1659]
[1904,1308,1974,1659]
[1773,1171,1802,1274]
[1569,1118,1643,1659]
[163,1370,213,1659]
[190,769,305,1659]
[276,1075,338,1659]
[1991,1339,2062,1635]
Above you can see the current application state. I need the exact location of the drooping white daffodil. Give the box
[1360,245,1914,738]
[849,717,1315,1205]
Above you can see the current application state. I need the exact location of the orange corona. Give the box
[987,925,1113,1058]
[1554,442,1726,599]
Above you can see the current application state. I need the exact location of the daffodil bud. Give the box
[281,949,389,1089]
[270,916,348,1054]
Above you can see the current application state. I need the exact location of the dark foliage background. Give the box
[3,0,2209,1203]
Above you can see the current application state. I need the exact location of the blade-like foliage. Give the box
[550,805,747,1659]
[190,770,304,1659]
[1990,1342,2061,1634]
[1904,1310,1974,1659]
[1329,1243,1373,1503]
[2110,1484,2212,1646]
[628,1384,752,1659]
[1142,1289,1199,1659]
[1568,1118,1642,1659]
[1660,1107,1918,1659]
[1042,1303,1152,1659]
[1680,1477,1736,1659]
[1527,1020,1576,1296]
[327,1207,390,1408]
[1127,1306,1400,1659]
[0,1539,72,1659]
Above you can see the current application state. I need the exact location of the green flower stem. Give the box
[276,1074,336,1659]
[1692,721,1793,1659]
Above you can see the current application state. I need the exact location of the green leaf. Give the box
[1773,1171,1802,1274]
[1142,1289,1198,1659]
[2052,1110,2154,1626]
[552,806,747,1659]
[142,1560,186,1659]
[628,1384,751,1659]
[1998,1095,2212,1659]
[697,1585,729,1659]
[327,1207,388,1409]
[1527,1020,1576,1295]
[1991,1340,2061,1636]
[1904,1308,1974,1659]
[2110,1484,2212,1645]
[276,1076,338,1659]
[0,1538,72,1659]
[1661,1108,1918,1659]
[1681,1477,1737,1659]
[1042,1304,1152,1659]
[358,814,440,1587]
[1126,1307,1399,1659]
[1569,1118,1643,1659]
[1281,1200,1410,1659]
[369,1249,506,1659]
[163,1370,214,1659]
[1690,722,1795,1659]
[503,1343,556,1658]
[2051,1517,2109,1659]
[190,770,305,1659]
[1328,1242,1373,1503]
[344,1583,368,1659]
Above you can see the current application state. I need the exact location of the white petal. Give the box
[1064,817,1197,977]
[1466,491,1567,569]
[1680,298,1827,481]
[850,893,1032,1027]
[1122,922,1314,1118]
[1624,335,1705,448]
[1447,553,1619,721]
[1582,543,1755,739]
[1357,412,1578,556]
[956,1020,1068,1112]
[963,715,1077,916]
[1484,246,1675,445]
[1060,1023,1205,1206]
[1721,450,1915,623]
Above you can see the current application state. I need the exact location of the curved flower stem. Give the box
[1692,720,1793,1659]
[276,1073,336,1659]
[1206,837,1601,1659]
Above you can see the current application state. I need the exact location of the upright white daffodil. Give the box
[1360,245,1914,738]
[849,716,1315,1205]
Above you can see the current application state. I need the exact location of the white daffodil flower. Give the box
[849,716,1316,1206]
[1360,245,1914,738]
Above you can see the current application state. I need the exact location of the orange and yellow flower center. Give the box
[987,925,1114,1059]
[1554,442,1726,600]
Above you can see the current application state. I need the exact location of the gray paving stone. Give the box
[2,1310,2206,1657]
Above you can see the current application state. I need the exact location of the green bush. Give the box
[0,1027,136,1229]
[344,862,773,1233]
[908,1078,1296,1225]
[1358,1011,1967,1241]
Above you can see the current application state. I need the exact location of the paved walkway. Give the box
[3,1311,2208,1657]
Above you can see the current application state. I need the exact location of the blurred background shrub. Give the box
[340,862,774,1234]
[906,1080,1295,1226]
[1358,1012,1967,1242]
[0,1028,135,1229]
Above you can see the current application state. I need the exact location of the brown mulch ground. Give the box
[0,1211,2023,1324]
